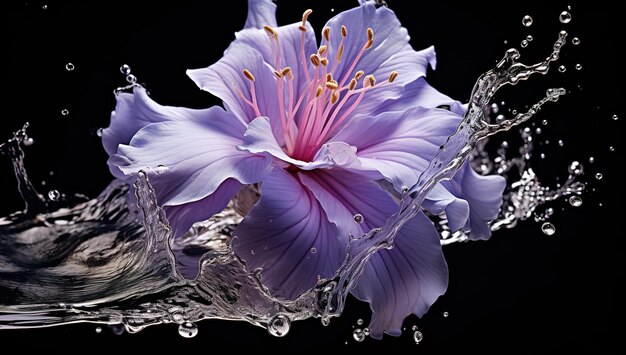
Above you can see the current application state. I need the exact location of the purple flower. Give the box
[103,0,505,338]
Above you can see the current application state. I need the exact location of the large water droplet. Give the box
[522,15,533,27]
[413,330,424,344]
[541,222,556,236]
[568,196,582,207]
[178,322,198,338]
[48,190,60,201]
[353,213,364,224]
[120,64,131,75]
[595,173,603,180]
[559,11,572,23]
[572,37,580,45]
[353,328,365,342]
[268,314,290,337]
[65,63,75,71]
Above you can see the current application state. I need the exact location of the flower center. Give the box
[239,9,398,162]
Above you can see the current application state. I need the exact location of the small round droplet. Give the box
[61,109,69,116]
[42,4,47,10]
[178,322,198,338]
[512,109,518,115]
[526,35,533,42]
[48,190,60,201]
[568,161,583,175]
[413,330,424,344]
[310,247,317,254]
[609,146,615,152]
[363,328,370,336]
[356,319,363,326]
[522,15,533,27]
[353,328,365,342]
[575,63,582,71]
[588,157,595,164]
[572,37,580,45]
[542,119,548,125]
[443,311,449,318]
[535,127,542,134]
[540,153,546,159]
[559,11,572,23]
[558,140,564,147]
[569,196,582,207]
[541,222,556,236]
[65,63,75,71]
[490,103,499,113]
[520,40,528,48]
[268,315,291,337]
[612,114,619,121]
[96,128,104,137]
[95,327,102,334]
[558,65,566,73]
[120,64,131,75]
[595,173,603,180]
[353,213,364,224]
[411,325,418,331]
[126,74,137,84]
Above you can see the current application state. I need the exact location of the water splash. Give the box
[0,32,577,336]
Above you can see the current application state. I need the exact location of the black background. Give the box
[1,0,624,352]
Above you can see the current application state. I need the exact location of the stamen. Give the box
[264,25,278,39]
[348,78,357,90]
[273,70,282,78]
[341,25,347,38]
[302,9,313,25]
[318,45,327,56]
[316,85,323,97]
[281,67,293,80]
[310,54,320,67]
[326,73,333,82]
[242,69,255,81]
[299,25,307,32]
[330,90,340,104]
[363,74,376,88]
[320,58,328,66]
[323,26,330,42]
[388,71,398,83]
[336,44,344,63]
[354,71,364,80]
[325,80,339,90]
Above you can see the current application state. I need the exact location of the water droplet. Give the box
[310,247,317,254]
[443,311,449,318]
[353,328,365,342]
[413,330,424,344]
[542,119,548,125]
[96,128,104,137]
[520,40,528,48]
[559,11,572,23]
[522,15,533,27]
[568,161,583,175]
[512,109,518,115]
[42,4,47,10]
[411,325,418,331]
[353,213,364,224]
[595,173,603,180]
[178,322,198,338]
[65,63,75,71]
[588,156,595,164]
[526,35,533,42]
[575,63,582,71]
[535,127,542,134]
[540,153,546,159]
[126,74,137,84]
[23,137,34,146]
[572,37,580,45]
[48,190,60,201]
[541,222,556,236]
[558,139,564,147]
[268,315,290,337]
[330,8,335,12]
[95,327,102,334]
[609,146,615,152]
[363,328,370,336]
[120,64,131,75]
[155,165,168,174]
[356,319,363,326]
[612,114,619,121]
[490,103,499,113]
[558,65,566,73]
[61,109,69,116]
[569,196,582,207]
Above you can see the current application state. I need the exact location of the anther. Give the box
[341,25,347,38]
[363,74,376,88]
[364,28,374,49]
[320,58,329,66]
[330,90,340,104]
[348,79,357,90]
[273,70,282,78]
[302,9,313,25]
[243,69,255,81]
[316,85,323,97]
[326,73,333,82]
[388,71,398,83]
[354,70,364,80]
[318,45,327,55]
[310,54,320,66]
[281,67,293,80]
[323,26,331,42]
[264,25,278,39]
[325,80,339,90]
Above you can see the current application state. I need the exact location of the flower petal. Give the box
[439,162,506,240]
[109,107,272,235]
[331,106,460,192]
[101,87,214,156]
[233,169,344,299]
[299,168,447,338]
[244,0,277,29]
[423,184,470,232]
[351,212,448,338]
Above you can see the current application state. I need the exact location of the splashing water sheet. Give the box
[0,1,622,353]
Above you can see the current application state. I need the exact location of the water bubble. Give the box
[512,109,518,115]
[496,114,505,123]
[522,15,533,27]
[568,161,583,175]
[541,222,556,236]
[520,40,528,48]
[353,213,364,224]
[356,319,364,326]
[609,146,615,152]
[178,322,198,338]
[48,190,60,201]
[443,311,449,318]
[558,65,566,73]
[65,63,75,71]
[558,140,564,147]
[126,74,137,84]
[413,330,424,344]
[612,114,619,121]
[559,11,572,23]
[572,37,580,45]
[353,328,366,342]
[310,247,317,254]
[595,173,603,180]
[96,128,104,137]
[363,328,370,336]
[490,103,499,113]
[95,327,102,334]
[569,196,582,207]
[526,35,533,42]
[575,63,582,71]
[120,64,131,75]
[268,314,290,337]
[61,109,69,116]
[588,157,595,164]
